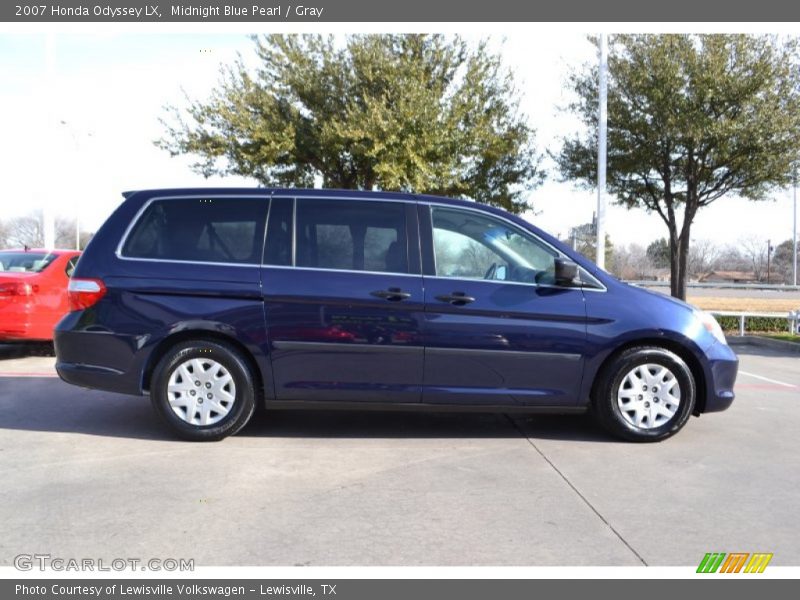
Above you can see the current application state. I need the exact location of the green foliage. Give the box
[567,222,614,268]
[646,238,670,269]
[763,333,800,343]
[716,315,791,333]
[557,34,800,298]
[157,34,543,213]
[772,238,798,284]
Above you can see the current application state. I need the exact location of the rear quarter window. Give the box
[121,197,268,265]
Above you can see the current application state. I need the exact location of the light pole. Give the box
[793,175,797,287]
[596,33,608,270]
[766,239,773,284]
[59,120,93,250]
[43,34,57,250]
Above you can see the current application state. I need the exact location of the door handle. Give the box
[371,287,412,301]
[435,292,476,306]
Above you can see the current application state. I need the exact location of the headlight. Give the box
[697,311,727,345]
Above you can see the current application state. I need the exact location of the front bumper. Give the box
[701,341,739,413]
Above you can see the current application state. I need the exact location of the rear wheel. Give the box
[150,340,256,441]
[592,346,696,442]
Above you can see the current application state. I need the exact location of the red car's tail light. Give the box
[68,278,107,311]
[0,281,38,296]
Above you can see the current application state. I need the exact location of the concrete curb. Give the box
[728,335,800,355]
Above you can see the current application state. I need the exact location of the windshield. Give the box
[0,252,58,273]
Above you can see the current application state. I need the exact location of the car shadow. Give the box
[242,409,616,443]
[0,342,54,359]
[0,376,617,443]
[728,342,800,359]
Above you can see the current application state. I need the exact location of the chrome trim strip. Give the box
[261,264,421,278]
[425,201,608,292]
[113,256,261,268]
[115,193,270,267]
[116,193,416,268]
[422,274,586,292]
[112,191,605,293]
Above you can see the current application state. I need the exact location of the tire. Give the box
[592,346,696,442]
[150,340,257,441]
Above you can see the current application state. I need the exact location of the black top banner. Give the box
[3,0,800,22]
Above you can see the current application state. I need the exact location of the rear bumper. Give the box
[0,305,53,341]
[55,360,136,392]
[701,341,739,413]
[54,317,148,396]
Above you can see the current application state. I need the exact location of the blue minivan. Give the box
[55,188,738,442]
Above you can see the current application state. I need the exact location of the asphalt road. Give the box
[0,343,797,566]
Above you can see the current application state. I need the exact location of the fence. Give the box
[628,281,800,291]
[710,310,800,337]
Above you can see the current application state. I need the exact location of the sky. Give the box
[0,30,797,250]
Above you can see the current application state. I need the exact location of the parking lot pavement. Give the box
[0,346,797,566]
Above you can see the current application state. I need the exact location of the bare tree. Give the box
[716,246,749,272]
[687,239,720,280]
[4,212,44,248]
[0,220,11,249]
[612,243,653,280]
[0,212,92,250]
[739,236,769,281]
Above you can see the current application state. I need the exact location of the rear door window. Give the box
[294,199,409,274]
[121,197,268,265]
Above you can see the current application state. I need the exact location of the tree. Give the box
[716,246,749,273]
[4,212,44,248]
[566,222,614,268]
[54,217,93,251]
[157,34,543,214]
[0,213,92,250]
[0,220,10,249]
[646,238,670,269]
[612,243,652,280]
[772,239,798,284]
[557,34,800,299]
[740,235,769,281]
[687,238,720,280]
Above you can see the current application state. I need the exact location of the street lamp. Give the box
[596,33,608,270]
[766,239,774,284]
[59,120,93,250]
[793,174,797,287]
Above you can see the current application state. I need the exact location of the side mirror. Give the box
[554,258,579,286]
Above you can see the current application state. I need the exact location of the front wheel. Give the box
[150,340,256,441]
[592,346,696,442]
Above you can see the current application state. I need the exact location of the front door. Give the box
[420,204,588,407]
[262,196,424,404]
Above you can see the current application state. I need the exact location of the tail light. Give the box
[68,278,107,311]
[0,281,38,296]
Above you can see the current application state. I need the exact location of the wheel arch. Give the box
[588,337,708,415]
[142,329,266,406]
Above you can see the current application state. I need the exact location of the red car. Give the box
[0,248,81,341]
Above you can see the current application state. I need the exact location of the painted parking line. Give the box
[738,370,798,389]
[0,372,58,378]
